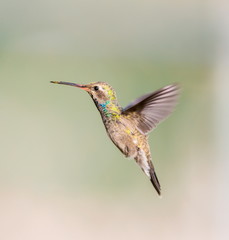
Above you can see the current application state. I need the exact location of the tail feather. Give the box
[135,149,161,196]
[150,169,161,196]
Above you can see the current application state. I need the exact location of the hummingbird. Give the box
[51,81,180,195]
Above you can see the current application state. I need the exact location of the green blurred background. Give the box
[0,0,228,239]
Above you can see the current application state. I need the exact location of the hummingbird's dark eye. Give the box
[94,86,99,91]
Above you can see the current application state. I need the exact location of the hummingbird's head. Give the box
[50,81,117,105]
[83,82,118,105]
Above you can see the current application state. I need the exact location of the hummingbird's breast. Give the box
[104,115,147,159]
[94,99,149,159]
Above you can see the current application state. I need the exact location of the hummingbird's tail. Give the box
[135,149,161,196]
[149,167,161,196]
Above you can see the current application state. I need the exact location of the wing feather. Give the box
[122,84,180,134]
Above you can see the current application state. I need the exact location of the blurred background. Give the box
[0,0,228,239]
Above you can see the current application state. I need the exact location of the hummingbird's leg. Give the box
[113,139,137,159]
[122,142,138,158]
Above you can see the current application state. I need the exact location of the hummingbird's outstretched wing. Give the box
[122,84,180,135]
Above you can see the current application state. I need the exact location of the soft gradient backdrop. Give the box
[0,0,228,240]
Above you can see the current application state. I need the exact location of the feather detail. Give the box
[135,148,161,195]
[122,84,180,135]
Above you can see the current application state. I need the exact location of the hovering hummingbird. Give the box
[51,81,179,195]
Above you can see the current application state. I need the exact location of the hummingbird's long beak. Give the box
[50,81,90,91]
